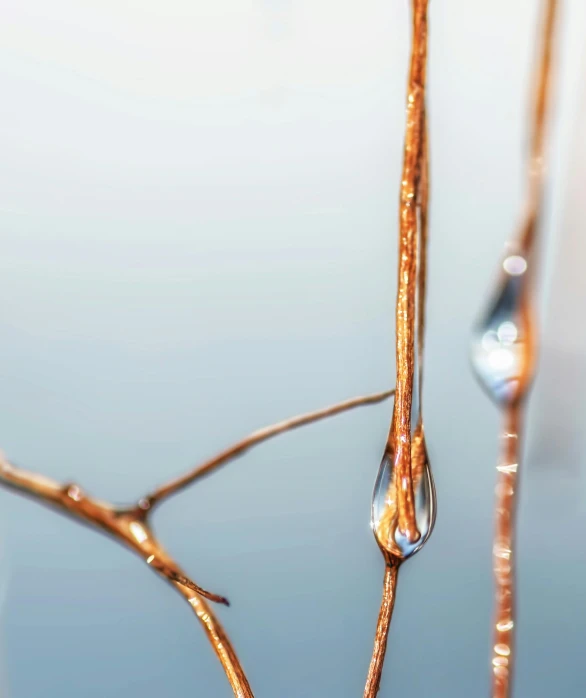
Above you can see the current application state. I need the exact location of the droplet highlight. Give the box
[67,485,84,502]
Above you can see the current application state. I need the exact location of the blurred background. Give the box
[1,1,585,696]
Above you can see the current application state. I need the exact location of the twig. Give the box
[0,388,394,698]
[364,1,431,694]
[520,0,559,253]
[363,561,400,698]
[487,3,559,697]
[387,0,429,544]
[143,389,395,510]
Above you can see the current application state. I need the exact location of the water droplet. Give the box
[371,429,436,560]
[67,485,83,502]
[494,643,511,657]
[138,498,151,511]
[470,254,534,405]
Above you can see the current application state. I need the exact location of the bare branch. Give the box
[363,562,400,698]
[0,453,248,695]
[143,388,394,510]
[0,388,393,698]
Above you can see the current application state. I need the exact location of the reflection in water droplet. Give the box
[371,432,436,560]
[67,485,83,502]
[470,255,534,405]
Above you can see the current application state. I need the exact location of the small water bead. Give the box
[371,434,436,560]
[67,485,84,502]
[470,252,534,406]
[138,498,151,511]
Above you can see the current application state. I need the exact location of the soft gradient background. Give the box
[1,1,586,696]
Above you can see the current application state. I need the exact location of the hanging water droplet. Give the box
[371,428,436,560]
[470,253,534,406]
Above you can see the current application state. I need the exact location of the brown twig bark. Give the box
[0,388,393,698]
[365,1,431,694]
[387,0,429,545]
[488,4,559,697]
[144,389,394,510]
[520,0,560,254]
[363,560,400,698]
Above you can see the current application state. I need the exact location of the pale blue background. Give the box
[1,1,586,696]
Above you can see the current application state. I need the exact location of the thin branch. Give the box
[143,389,394,510]
[365,0,431,692]
[520,0,559,252]
[0,457,247,692]
[388,0,430,544]
[363,562,400,698]
[0,388,394,698]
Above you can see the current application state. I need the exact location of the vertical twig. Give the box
[388,0,430,544]
[363,562,400,698]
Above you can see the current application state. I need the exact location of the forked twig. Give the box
[0,388,393,698]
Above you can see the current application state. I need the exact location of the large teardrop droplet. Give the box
[371,427,436,560]
[470,252,535,406]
